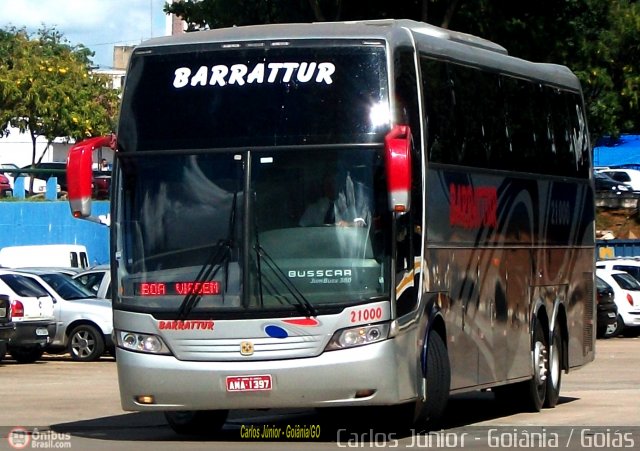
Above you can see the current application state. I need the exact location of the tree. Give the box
[0,26,119,191]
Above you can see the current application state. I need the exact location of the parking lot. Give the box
[1,336,639,450]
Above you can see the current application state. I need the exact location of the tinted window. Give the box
[40,273,95,300]
[612,273,640,291]
[120,42,388,150]
[420,57,590,178]
[0,274,49,297]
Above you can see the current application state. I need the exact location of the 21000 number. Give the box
[350,307,383,323]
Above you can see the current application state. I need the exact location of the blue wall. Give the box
[0,201,110,266]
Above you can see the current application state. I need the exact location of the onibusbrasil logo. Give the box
[6,426,72,449]
[7,427,30,449]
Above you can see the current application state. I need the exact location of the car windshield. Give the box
[39,273,96,300]
[0,274,49,297]
[611,272,640,291]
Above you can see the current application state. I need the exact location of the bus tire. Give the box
[524,320,548,412]
[164,410,228,435]
[544,326,562,408]
[414,332,450,427]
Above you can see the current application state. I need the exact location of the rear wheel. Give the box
[10,346,44,363]
[495,320,547,412]
[523,320,548,411]
[68,325,105,362]
[164,410,228,435]
[544,326,562,408]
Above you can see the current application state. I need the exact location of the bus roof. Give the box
[134,19,580,91]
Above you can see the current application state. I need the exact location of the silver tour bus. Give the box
[66,19,595,434]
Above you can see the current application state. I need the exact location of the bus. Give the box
[66,19,595,434]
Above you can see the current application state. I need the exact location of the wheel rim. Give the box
[533,340,548,386]
[71,330,96,358]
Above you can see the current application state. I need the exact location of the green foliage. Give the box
[0,26,119,165]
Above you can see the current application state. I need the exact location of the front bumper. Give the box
[117,338,411,412]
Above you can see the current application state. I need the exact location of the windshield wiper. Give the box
[178,191,238,319]
[254,243,317,318]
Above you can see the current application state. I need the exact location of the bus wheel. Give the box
[164,410,228,435]
[414,332,450,427]
[525,320,548,412]
[544,326,562,408]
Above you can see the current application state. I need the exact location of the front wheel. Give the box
[413,332,450,427]
[164,410,228,435]
[68,325,105,361]
[612,315,625,337]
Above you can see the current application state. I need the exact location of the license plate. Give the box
[36,328,49,336]
[0,308,5,318]
[226,375,272,392]
[608,312,617,318]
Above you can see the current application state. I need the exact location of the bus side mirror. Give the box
[385,125,412,213]
[67,135,116,225]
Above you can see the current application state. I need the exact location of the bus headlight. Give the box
[325,323,390,351]
[116,330,171,355]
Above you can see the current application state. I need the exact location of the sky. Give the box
[0,0,171,68]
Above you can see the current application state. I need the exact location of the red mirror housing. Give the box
[67,135,116,218]
[384,125,412,212]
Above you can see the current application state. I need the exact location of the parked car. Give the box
[0,294,16,362]
[0,244,89,269]
[595,276,620,338]
[596,258,640,283]
[595,268,640,336]
[0,270,56,363]
[1,162,60,196]
[0,172,12,197]
[597,168,640,191]
[92,171,111,200]
[594,171,630,193]
[72,265,111,300]
[22,161,68,192]
[15,269,113,362]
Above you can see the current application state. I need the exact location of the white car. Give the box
[0,270,56,363]
[15,269,113,362]
[595,268,640,336]
[72,265,111,300]
[597,168,640,191]
[596,258,640,283]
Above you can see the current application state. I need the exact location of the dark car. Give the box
[22,162,111,199]
[596,276,620,338]
[0,172,12,197]
[22,162,68,192]
[594,171,630,193]
[92,171,111,200]
[0,294,16,362]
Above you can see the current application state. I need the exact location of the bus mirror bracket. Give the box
[384,125,412,213]
[67,134,116,225]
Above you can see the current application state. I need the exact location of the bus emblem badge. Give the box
[240,341,254,356]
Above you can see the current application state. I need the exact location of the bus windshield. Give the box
[117,147,390,315]
[118,42,389,149]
